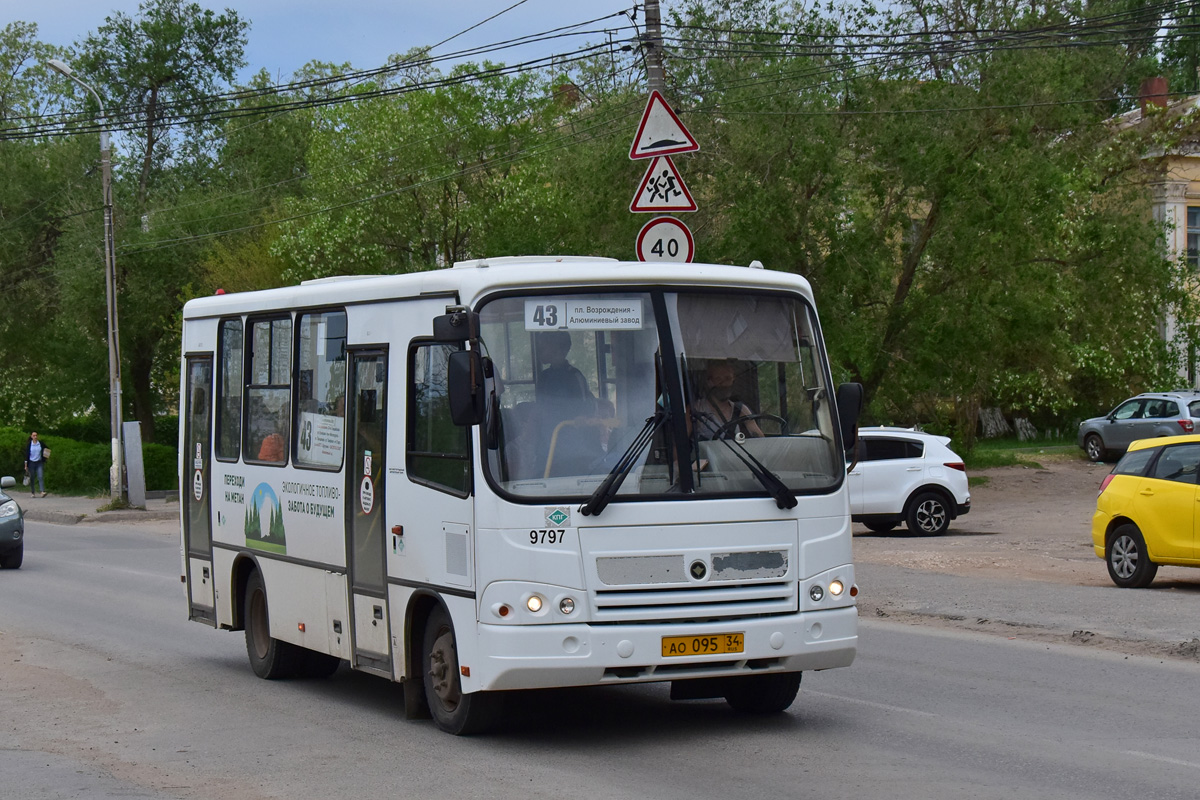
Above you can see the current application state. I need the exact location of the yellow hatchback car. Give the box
[1092,433,1200,587]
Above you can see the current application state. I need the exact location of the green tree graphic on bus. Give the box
[245,483,287,553]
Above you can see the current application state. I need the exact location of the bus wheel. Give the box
[724,672,802,714]
[421,605,501,735]
[244,570,301,679]
[298,651,341,679]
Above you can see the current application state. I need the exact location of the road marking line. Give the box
[805,689,938,718]
[1124,751,1200,770]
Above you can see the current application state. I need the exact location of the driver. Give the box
[691,360,764,440]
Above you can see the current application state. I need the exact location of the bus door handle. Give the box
[372,605,383,625]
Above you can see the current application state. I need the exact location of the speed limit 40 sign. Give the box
[636,216,694,263]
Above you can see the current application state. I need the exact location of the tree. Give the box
[60,0,248,441]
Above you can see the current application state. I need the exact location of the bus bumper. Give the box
[473,605,857,692]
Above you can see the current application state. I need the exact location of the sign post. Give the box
[629,91,700,262]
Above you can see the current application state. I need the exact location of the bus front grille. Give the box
[591,581,797,622]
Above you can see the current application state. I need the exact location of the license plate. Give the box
[661,632,745,658]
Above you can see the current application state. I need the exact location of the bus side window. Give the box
[246,316,292,465]
[408,342,470,495]
[216,318,243,461]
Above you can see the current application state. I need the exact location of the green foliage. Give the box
[0,426,177,494]
[3,0,1200,458]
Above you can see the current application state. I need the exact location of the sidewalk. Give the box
[19,490,180,526]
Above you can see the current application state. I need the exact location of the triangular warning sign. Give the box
[629,90,699,160]
[630,156,697,213]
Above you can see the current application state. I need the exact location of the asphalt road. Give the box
[3,518,1200,800]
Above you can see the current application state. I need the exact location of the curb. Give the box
[23,508,179,526]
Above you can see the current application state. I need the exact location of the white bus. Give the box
[180,256,863,734]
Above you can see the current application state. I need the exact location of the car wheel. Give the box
[1084,434,1108,462]
[422,605,502,735]
[244,570,302,679]
[724,672,802,714]
[863,521,896,533]
[1106,524,1158,588]
[0,544,23,569]
[906,491,951,535]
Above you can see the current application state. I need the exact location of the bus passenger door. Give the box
[346,349,392,676]
[183,355,215,625]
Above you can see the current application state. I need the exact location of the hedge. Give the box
[0,427,178,496]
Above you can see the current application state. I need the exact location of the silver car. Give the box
[0,476,24,570]
[1078,391,1200,461]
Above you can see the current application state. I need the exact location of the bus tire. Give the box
[724,672,802,714]
[244,570,301,679]
[422,605,501,735]
[298,650,341,679]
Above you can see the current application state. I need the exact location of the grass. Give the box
[961,436,1081,471]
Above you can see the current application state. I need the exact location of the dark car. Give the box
[1078,391,1200,461]
[0,476,24,569]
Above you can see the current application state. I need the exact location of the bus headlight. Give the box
[829,580,844,597]
[559,596,575,615]
[809,584,824,602]
[526,595,544,613]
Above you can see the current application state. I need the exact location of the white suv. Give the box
[847,427,971,535]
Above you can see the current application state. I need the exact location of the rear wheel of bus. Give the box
[422,605,501,735]
[723,672,802,714]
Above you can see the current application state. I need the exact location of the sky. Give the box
[4,0,641,83]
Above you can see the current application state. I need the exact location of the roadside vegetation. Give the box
[3,0,1199,484]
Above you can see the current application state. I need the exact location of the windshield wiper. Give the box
[580,408,668,517]
[695,413,797,510]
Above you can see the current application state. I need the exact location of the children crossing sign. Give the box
[630,156,696,213]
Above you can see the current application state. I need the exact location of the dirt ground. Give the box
[851,452,1114,585]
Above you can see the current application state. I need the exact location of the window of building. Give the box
[246,316,292,464]
[1188,207,1200,269]
[295,311,347,469]
[408,342,469,495]
[216,318,243,461]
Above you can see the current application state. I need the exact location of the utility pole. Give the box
[644,0,667,95]
[47,58,126,504]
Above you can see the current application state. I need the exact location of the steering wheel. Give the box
[713,413,789,440]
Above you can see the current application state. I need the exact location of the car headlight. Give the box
[0,501,17,518]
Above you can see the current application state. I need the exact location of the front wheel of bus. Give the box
[422,605,501,735]
[244,570,301,679]
[724,672,802,714]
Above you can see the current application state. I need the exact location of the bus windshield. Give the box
[479,290,841,501]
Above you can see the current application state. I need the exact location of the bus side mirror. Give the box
[447,349,485,426]
[836,382,863,453]
[433,307,479,343]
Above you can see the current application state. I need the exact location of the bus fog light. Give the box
[809,584,824,602]
[526,595,544,613]
[829,580,844,597]
[559,597,575,614]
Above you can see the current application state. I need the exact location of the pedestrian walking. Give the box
[24,431,49,497]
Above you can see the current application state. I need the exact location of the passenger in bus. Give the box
[535,331,593,414]
[691,360,764,441]
[257,431,286,463]
[532,331,606,476]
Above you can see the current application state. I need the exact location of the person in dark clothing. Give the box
[535,331,592,410]
[534,331,599,476]
[23,431,49,497]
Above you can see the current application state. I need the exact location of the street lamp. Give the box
[47,58,126,503]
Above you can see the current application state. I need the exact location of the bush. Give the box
[0,426,178,496]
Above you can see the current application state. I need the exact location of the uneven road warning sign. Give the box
[629,90,699,160]
[630,156,697,213]
[636,216,695,263]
